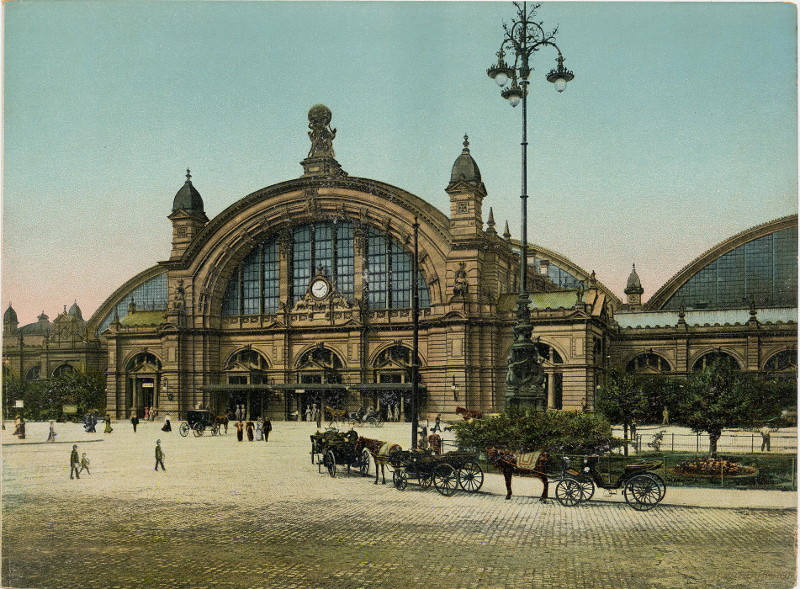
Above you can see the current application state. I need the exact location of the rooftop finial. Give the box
[186,169,192,182]
[463,134,470,150]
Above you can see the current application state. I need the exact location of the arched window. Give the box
[373,344,421,383]
[222,221,431,315]
[765,350,797,372]
[296,345,343,384]
[626,352,672,374]
[692,351,740,371]
[535,342,564,365]
[25,365,41,381]
[52,364,75,377]
[225,349,270,385]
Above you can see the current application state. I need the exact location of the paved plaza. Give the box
[2,420,797,589]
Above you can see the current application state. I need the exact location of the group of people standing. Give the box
[235,417,272,442]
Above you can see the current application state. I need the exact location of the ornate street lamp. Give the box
[488,2,574,412]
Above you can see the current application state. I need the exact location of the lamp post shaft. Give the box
[411,217,420,449]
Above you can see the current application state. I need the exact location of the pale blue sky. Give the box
[3,1,797,324]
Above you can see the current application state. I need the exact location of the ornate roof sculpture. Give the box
[448,135,484,188]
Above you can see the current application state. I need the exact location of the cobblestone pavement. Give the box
[2,421,797,589]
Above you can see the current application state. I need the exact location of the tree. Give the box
[596,368,647,455]
[679,357,768,456]
[18,369,106,421]
[449,409,621,455]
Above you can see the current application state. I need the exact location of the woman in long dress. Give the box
[236,421,244,442]
[47,421,57,442]
[161,415,172,432]
[103,415,113,434]
[246,421,255,442]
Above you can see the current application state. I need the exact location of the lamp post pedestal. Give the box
[504,293,546,411]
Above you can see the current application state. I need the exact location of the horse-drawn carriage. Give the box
[310,428,372,478]
[179,410,220,437]
[554,455,666,511]
[388,450,484,496]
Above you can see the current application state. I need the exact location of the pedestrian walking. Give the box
[70,445,81,479]
[104,414,113,434]
[154,439,166,470]
[255,421,264,441]
[263,418,272,442]
[161,415,172,432]
[246,420,255,441]
[47,421,57,442]
[131,415,139,433]
[418,426,429,451]
[662,406,670,425]
[431,414,442,433]
[79,453,91,475]
[305,406,312,422]
[143,406,150,421]
[236,421,244,442]
[759,426,772,452]
[14,415,26,439]
[89,413,98,432]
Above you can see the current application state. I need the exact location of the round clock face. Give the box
[310,279,330,299]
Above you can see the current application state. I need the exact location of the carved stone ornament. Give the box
[307,104,336,158]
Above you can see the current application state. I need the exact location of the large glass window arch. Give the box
[764,349,797,373]
[222,221,431,315]
[662,227,797,310]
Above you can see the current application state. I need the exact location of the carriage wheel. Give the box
[433,464,458,496]
[193,423,204,437]
[324,450,337,478]
[555,477,585,507]
[211,423,219,436]
[393,469,408,491]
[418,474,432,490]
[366,417,377,427]
[458,461,484,492]
[576,476,595,502]
[359,449,371,477]
[624,473,665,511]
[179,422,190,437]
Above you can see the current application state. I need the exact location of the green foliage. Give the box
[596,368,646,426]
[6,369,106,421]
[450,409,621,454]
[677,358,792,455]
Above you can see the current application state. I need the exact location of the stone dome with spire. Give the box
[68,301,83,320]
[625,264,644,295]
[448,135,483,188]
[172,169,206,216]
[4,303,17,325]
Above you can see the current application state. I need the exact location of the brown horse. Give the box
[487,447,551,503]
[214,415,229,434]
[455,406,483,420]
[356,436,402,484]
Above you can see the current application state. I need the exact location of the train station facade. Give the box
[3,105,797,421]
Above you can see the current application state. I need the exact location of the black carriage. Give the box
[310,428,371,478]
[388,450,484,496]
[554,455,666,511]
[179,410,220,437]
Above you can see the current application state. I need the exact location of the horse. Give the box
[455,406,483,420]
[356,436,403,484]
[325,405,347,425]
[214,415,229,434]
[487,447,551,503]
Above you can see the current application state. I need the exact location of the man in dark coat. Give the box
[70,445,81,479]
[131,415,139,433]
[263,418,272,442]
[155,440,165,471]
